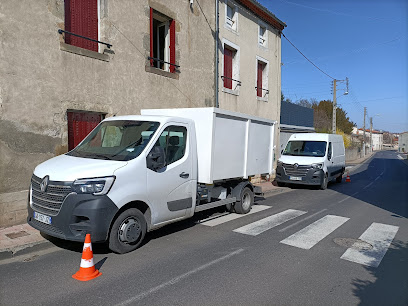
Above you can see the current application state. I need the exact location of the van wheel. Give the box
[320,173,328,190]
[336,174,343,183]
[234,187,254,214]
[109,208,146,254]
[277,181,286,187]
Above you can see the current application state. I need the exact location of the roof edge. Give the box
[237,0,286,31]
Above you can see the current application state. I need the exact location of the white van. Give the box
[275,133,345,189]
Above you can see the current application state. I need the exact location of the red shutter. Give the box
[169,19,176,73]
[150,8,154,66]
[224,48,233,89]
[257,62,263,97]
[68,112,102,150]
[64,0,98,52]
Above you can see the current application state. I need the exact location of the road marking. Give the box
[338,192,359,203]
[280,215,350,249]
[341,223,399,267]
[375,176,381,181]
[200,205,271,226]
[397,154,404,160]
[279,209,327,232]
[116,249,244,305]
[233,209,307,236]
[363,182,374,189]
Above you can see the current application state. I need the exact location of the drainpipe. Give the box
[215,0,219,108]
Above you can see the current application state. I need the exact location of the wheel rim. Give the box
[323,175,328,188]
[241,191,251,211]
[118,217,141,244]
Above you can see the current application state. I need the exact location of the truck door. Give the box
[146,124,194,224]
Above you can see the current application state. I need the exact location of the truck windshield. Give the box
[67,120,160,161]
[283,141,327,157]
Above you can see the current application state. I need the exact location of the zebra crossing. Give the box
[200,205,399,268]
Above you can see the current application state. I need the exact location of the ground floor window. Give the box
[67,110,104,151]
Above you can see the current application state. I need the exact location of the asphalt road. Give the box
[1,151,407,305]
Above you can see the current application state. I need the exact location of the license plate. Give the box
[289,176,302,181]
[34,212,52,225]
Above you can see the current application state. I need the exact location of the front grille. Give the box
[282,163,311,177]
[31,175,73,216]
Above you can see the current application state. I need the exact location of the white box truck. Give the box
[275,133,345,189]
[28,108,276,253]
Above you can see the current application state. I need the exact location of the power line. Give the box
[281,32,336,80]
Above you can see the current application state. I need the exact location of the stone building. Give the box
[0,0,285,226]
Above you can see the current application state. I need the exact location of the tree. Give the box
[312,100,355,134]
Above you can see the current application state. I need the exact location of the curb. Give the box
[0,239,54,261]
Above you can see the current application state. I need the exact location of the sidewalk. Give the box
[0,151,377,260]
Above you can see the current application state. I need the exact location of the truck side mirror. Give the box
[147,146,166,171]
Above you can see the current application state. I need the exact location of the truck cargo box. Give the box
[141,108,276,184]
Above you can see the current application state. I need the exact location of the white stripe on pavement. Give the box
[233,209,307,236]
[280,215,350,249]
[340,223,399,267]
[116,249,244,305]
[200,205,271,227]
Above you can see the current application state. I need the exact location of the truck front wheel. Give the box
[234,187,254,214]
[109,208,146,254]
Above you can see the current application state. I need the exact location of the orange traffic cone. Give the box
[345,172,351,182]
[72,234,102,281]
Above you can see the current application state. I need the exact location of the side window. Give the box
[328,142,332,160]
[153,126,187,165]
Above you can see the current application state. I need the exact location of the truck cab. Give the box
[28,115,197,253]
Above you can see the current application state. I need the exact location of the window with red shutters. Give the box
[67,111,103,151]
[64,0,98,52]
[224,48,233,89]
[149,8,177,73]
[257,62,263,97]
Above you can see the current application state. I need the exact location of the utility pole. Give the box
[332,79,337,134]
[370,117,373,153]
[363,107,367,157]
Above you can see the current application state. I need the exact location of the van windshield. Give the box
[283,140,327,157]
[67,120,160,161]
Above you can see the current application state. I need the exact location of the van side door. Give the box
[146,123,194,225]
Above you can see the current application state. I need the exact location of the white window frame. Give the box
[258,21,267,48]
[222,38,240,96]
[225,1,238,32]
[255,55,269,101]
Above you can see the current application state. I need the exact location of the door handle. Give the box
[179,172,189,179]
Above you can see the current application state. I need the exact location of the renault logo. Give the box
[40,176,49,193]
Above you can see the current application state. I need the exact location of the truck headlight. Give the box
[311,163,323,170]
[73,176,115,195]
[277,160,283,167]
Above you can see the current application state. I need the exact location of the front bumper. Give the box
[275,165,324,186]
[28,193,118,242]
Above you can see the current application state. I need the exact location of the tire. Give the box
[320,173,328,190]
[234,187,254,214]
[336,174,342,183]
[109,208,147,254]
[277,181,286,187]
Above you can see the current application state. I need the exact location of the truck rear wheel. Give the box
[109,208,146,254]
[234,187,254,214]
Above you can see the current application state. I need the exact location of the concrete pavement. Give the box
[0,151,377,260]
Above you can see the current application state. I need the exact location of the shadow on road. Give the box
[351,239,408,305]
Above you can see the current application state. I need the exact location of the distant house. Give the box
[279,101,314,151]
[352,127,383,151]
[399,132,408,153]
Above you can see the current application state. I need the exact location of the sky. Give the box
[260,0,408,133]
